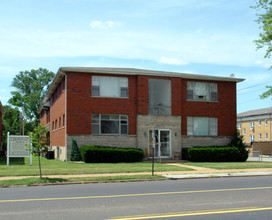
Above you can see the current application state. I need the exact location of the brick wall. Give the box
[251,141,272,155]
[66,72,138,135]
[50,86,66,147]
[181,80,236,136]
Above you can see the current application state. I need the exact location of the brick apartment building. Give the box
[237,107,272,145]
[39,67,243,161]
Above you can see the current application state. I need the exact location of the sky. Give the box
[0,0,272,113]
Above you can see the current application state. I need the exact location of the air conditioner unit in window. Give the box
[196,95,206,100]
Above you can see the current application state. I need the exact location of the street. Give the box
[0,176,272,219]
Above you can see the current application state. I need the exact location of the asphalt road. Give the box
[0,176,272,220]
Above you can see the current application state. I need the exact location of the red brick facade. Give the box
[39,67,242,160]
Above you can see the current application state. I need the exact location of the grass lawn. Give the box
[185,162,272,170]
[0,156,192,177]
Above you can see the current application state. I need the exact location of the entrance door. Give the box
[148,129,171,158]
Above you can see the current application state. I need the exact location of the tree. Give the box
[252,0,272,99]
[2,105,36,150]
[228,130,249,162]
[8,68,55,125]
[69,138,82,161]
[26,124,50,178]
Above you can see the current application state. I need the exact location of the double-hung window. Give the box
[92,114,128,135]
[187,117,217,136]
[187,81,217,101]
[250,134,255,142]
[250,122,254,130]
[92,76,128,98]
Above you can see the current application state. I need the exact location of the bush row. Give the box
[80,145,144,163]
[181,146,232,161]
[187,147,241,162]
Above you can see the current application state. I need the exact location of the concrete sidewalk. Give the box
[1,163,272,181]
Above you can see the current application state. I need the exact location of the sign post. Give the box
[152,128,155,176]
[7,132,32,166]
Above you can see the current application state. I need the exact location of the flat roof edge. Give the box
[58,67,245,83]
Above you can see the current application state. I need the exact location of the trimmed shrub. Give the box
[188,147,241,162]
[80,145,144,163]
[181,148,189,160]
[69,138,82,161]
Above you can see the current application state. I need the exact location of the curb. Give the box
[163,171,272,179]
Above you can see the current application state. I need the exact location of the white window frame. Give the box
[237,123,241,129]
[187,81,217,102]
[265,133,268,140]
[259,133,262,140]
[187,117,218,136]
[250,134,255,142]
[92,114,128,135]
[259,120,262,126]
[250,122,254,130]
[243,128,246,135]
[92,76,128,98]
[265,119,268,126]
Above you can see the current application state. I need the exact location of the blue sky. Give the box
[0,0,272,113]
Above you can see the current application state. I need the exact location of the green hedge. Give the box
[80,145,144,163]
[187,147,241,162]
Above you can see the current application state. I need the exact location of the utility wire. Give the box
[237,87,267,95]
[237,80,272,91]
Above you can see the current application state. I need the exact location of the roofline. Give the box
[39,67,245,112]
[59,67,245,82]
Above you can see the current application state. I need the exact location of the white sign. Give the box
[7,132,32,165]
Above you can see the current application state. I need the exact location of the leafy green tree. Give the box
[252,0,272,99]
[2,105,36,150]
[8,68,55,124]
[69,138,82,161]
[26,124,50,178]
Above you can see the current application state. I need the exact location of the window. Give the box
[55,119,57,130]
[92,114,128,135]
[63,114,65,127]
[148,79,171,115]
[187,81,217,101]
[52,121,54,131]
[259,120,262,126]
[265,119,268,126]
[259,133,262,140]
[250,122,254,130]
[92,76,128,98]
[250,134,255,142]
[237,123,241,129]
[59,117,61,129]
[187,117,217,136]
[243,128,246,135]
[265,133,268,140]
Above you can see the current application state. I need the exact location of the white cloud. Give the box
[89,20,123,29]
[255,60,272,68]
[0,89,7,92]
[158,56,188,65]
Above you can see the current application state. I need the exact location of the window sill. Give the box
[91,96,129,99]
[186,99,218,103]
[91,134,128,136]
[187,135,218,137]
